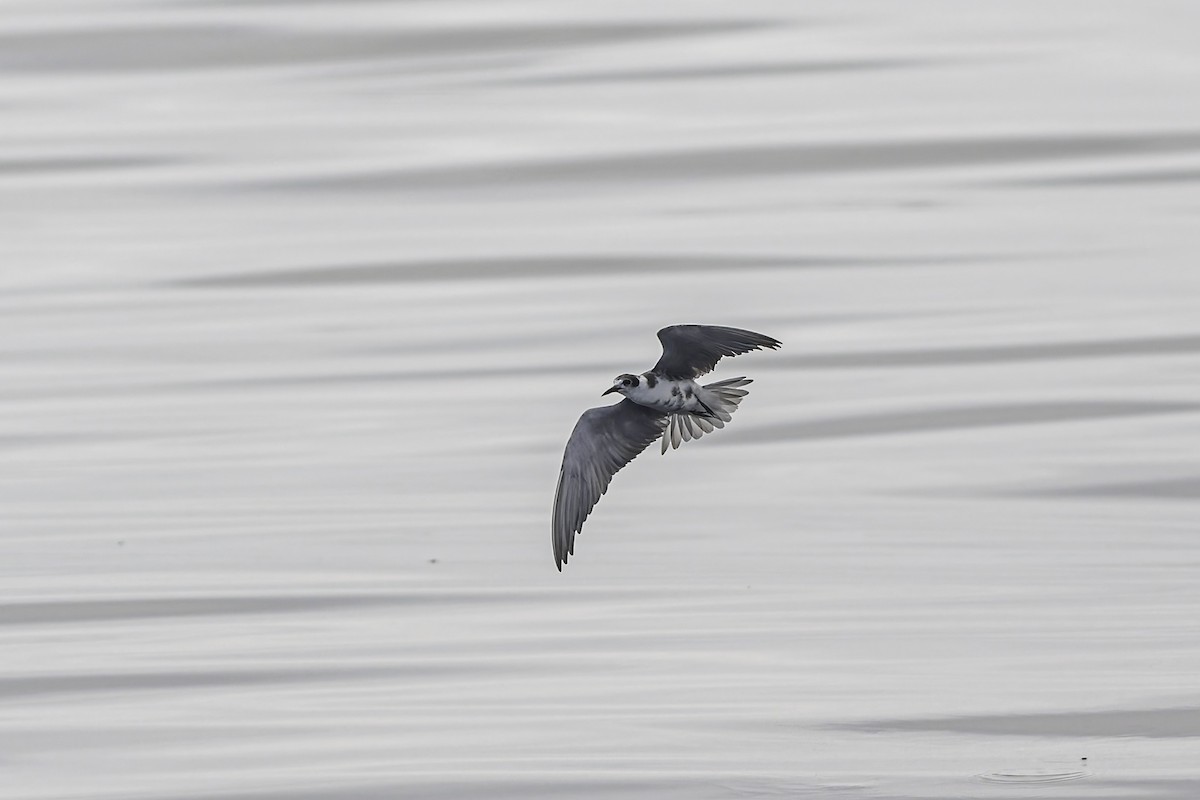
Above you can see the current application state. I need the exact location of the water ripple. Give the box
[0,591,548,626]
[836,707,1200,738]
[730,401,1200,444]
[172,253,913,289]
[770,333,1200,370]
[504,58,939,86]
[250,131,1200,192]
[0,20,771,74]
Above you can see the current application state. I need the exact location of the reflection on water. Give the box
[2,1,1200,798]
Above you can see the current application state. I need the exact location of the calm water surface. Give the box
[3,1,1200,798]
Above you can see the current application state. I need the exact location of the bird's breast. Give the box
[629,377,695,412]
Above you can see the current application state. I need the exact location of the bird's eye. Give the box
[622,379,632,387]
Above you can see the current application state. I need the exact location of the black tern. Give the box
[553,324,781,570]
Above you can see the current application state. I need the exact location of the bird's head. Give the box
[602,373,640,397]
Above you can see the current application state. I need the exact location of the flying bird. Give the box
[553,324,781,570]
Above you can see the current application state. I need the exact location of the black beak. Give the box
[602,386,619,396]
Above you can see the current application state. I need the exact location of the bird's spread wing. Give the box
[652,324,781,380]
[553,399,668,570]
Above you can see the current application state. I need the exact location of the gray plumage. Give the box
[652,324,782,380]
[553,324,781,571]
[553,399,667,570]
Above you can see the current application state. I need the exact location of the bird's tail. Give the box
[661,378,753,453]
[700,376,752,422]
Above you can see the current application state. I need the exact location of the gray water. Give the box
[3,1,1200,798]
